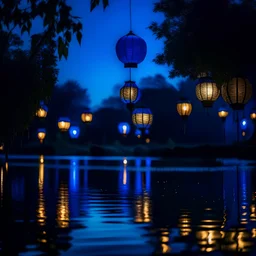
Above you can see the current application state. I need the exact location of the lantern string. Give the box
[129,68,132,80]
[129,0,132,31]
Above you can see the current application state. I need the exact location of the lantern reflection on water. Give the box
[57,184,70,228]
[37,162,46,226]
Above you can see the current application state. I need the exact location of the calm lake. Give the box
[1,155,256,255]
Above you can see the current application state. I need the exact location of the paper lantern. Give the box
[177,99,192,118]
[218,107,229,121]
[250,108,256,121]
[36,101,48,118]
[221,77,252,110]
[118,122,130,136]
[116,31,147,68]
[132,107,153,131]
[120,81,140,111]
[58,117,71,132]
[37,128,46,143]
[69,126,80,139]
[81,109,93,124]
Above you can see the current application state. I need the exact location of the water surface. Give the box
[0,156,256,255]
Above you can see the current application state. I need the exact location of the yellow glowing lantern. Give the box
[218,107,229,121]
[81,109,93,124]
[120,81,140,111]
[132,107,153,132]
[58,117,71,132]
[250,108,256,122]
[221,77,252,110]
[36,102,48,118]
[37,128,46,143]
[196,74,220,108]
[177,99,192,118]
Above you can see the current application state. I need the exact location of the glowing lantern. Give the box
[120,81,141,111]
[58,117,71,132]
[132,107,153,132]
[176,99,192,118]
[116,31,147,68]
[195,74,220,108]
[144,129,151,143]
[250,108,256,122]
[118,122,130,137]
[81,109,93,124]
[145,138,150,144]
[69,126,80,139]
[240,118,248,130]
[135,129,142,138]
[221,77,252,110]
[36,101,48,118]
[218,107,229,121]
[37,128,46,143]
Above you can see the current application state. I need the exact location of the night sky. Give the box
[56,0,181,108]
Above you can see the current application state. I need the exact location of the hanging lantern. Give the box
[81,109,93,124]
[37,128,46,143]
[36,101,48,118]
[221,77,252,110]
[218,107,229,121]
[120,81,141,111]
[250,108,256,122]
[176,99,192,119]
[118,122,130,137]
[195,74,220,108]
[58,117,71,132]
[135,129,142,138]
[69,125,80,139]
[132,107,153,132]
[116,31,147,68]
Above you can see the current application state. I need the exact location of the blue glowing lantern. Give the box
[120,81,141,112]
[240,118,248,130]
[132,107,153,132]
[118,122,130,137]
[69,125,80,139]
[135,129,142,138]
[116,31,147,68]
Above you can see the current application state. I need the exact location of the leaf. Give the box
[76,31,82,45]
[90,0,100,12]
[65,30,71,43]
[58,36,64,60]
[103,0,109,9]
[63,45,69,60]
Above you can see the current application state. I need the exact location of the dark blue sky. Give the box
[56,0,183,107]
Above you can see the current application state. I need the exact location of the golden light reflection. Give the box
[5,162,8,172]
[134,193,151,223]
[178,213,192,236]
[159,228,171,254]
[56,183,70,228]
[37,163,46,226]
[123,165,127,185]
[196,229,222,252]
[0,167,3,206]
[39,155,44,164]
[250,203,256,221]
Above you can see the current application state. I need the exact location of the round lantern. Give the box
[36,101,48,118]
[132,107,153,131]
[218,107,229,121]
[58,117,71,132]
[195,75,220,108]
[81,109,93,124]
[250,108,256,122]
[176,99,192,119]
[221,77,252,110]
[135,129,142,138]
[37,128,46,143]
[69,125,80,139]
[118,122,130,137]
[120,81,141,111]
[116,31,147,68]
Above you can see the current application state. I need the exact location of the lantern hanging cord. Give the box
[129,68,132,80]
[129,0,132,31]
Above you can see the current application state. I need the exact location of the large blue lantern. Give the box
[132,107,153,131]
[69,125,80,139]
[120,81,141,112]
[118,122,130,137]
[116,31,147,68]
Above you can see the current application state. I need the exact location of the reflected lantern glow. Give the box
[58,117,71,132]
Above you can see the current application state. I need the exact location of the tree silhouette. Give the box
[149,0,256,83]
